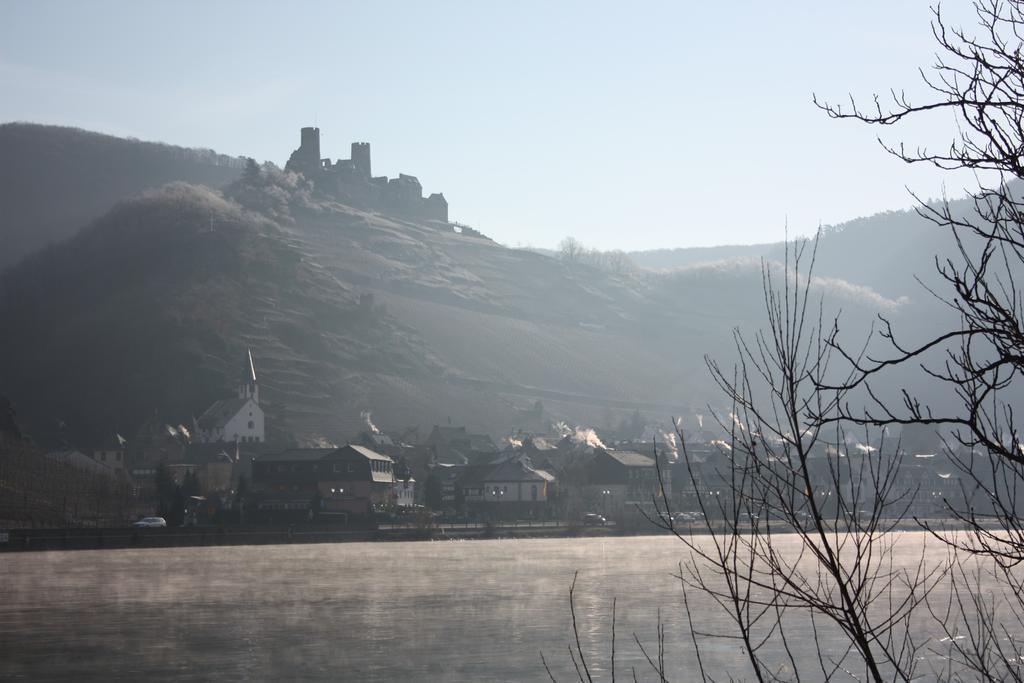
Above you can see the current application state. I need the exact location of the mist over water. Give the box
[0,534,963,681]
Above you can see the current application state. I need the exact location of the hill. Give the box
[0,146,903,448]
[627,200,972,303]
[0,123,244,271]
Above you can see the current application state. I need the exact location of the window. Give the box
[248,420,254,429]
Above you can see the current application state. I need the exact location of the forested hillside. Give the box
[0,123,243,271]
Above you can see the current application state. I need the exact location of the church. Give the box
[195,350,265,444]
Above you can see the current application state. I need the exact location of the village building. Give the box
[195,349,265,444]
[177,442,239,493]
[583,448,668,518]
[90,432,127,474]
[44,449,119,479]
[459,455,556,518]
[424,425,498,464]
[392,478,416,508]
[127,415,189,479]
[251,444,396,520]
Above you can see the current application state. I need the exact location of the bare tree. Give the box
[545,239,940,681]
[546,4,1024,679]
[559,236,585,263]
[658,239,940,682]
[813,2,1024,679]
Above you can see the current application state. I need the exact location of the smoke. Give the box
[696,414,704,429]
[709,438,732,452]
[503,434,524,449]
[303,435,337,449]
[854,443,877,455]
[361,411,381,435]
[554,421,606,449]
[659,430,678,457]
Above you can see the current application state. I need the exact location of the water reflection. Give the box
[0,533,960,681]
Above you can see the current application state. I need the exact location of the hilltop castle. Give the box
[286,126,448,223]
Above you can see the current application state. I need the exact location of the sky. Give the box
[0,1,982,251]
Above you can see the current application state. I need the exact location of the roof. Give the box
[600,449,655,468]
[461,456,557,485]
[45,450,117,477]
[468,433,497,452]
[184,442,237,464]
[257,448,338,463]
[94,432,127,451]
[428,425,467,441]
[197,398,253,430]
[344,444,392,462]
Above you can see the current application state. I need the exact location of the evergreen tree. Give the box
[241,157,261,185]
[154,463,176,516]
[425,470,443,511]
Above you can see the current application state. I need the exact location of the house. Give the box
[424,425,498,464]
[251,444,395,520]
[460,455,556,517]
[179,442,239,493]
[128,414,189,478]
[90,432,127,474]
[195,349,265,444]
[44,450,118,479]
[392,478,416,508]
[584,448,668,517]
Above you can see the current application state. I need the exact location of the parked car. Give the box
[133,516,167,528]
[582,513,607,526]
[672,511,704,524]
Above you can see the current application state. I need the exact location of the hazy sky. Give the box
[0,1,980,250]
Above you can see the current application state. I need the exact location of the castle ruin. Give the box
[286,126,448,223]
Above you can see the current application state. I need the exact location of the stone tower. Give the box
[300,126,321,164]
[351,142,371,178]
[286,126,322,176]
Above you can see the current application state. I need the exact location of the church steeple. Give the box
[239,348,259,404]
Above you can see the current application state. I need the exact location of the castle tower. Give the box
[286,126,322,176]
[300,126,321,164]
[238,348,260,404]
[351,142,371,178]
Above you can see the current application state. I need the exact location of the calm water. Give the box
[0,533,969,681]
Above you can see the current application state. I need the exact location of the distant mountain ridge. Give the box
[0,125,938,448]
[0,123,244,271]
[628,243,777,271]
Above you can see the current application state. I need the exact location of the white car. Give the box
[133,516,167,528]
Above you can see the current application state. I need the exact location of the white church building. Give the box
[195,350,265,444]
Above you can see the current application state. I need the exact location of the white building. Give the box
[392,478,416,508]
[195,350,265,444]
[461,455,556,505]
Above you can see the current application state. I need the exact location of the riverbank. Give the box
[0,521,623,552]
[0,516,977,552]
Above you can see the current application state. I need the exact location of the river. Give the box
[0,533,982,681]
